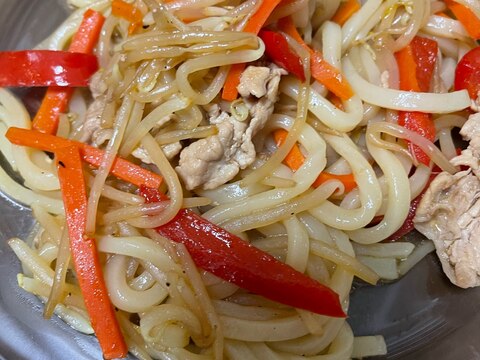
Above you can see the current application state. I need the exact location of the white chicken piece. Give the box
[414,171,480,288]
[132,142,182,164]
[79,95,105,143]
[450,112,480,174]
[79,72,108,143]
[414,112,480,288]
[176,65,286,190]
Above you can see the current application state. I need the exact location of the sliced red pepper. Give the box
[140,186,346,318]
[0,51,98,87]
[395,36,438,166]
[33,9,105,135]
[55,145,127,359]
[259,30,306,81]
[455,46,480,99]
[397,111,436,166]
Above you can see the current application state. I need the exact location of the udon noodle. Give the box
[0,0,475,358]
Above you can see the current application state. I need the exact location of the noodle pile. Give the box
[0,0,475,358]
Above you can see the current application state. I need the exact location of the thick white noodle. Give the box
[281,78,364,132]
[343,57,471,113]
[309,134,382,230]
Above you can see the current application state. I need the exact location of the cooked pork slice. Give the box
[132,142,182,164]
[176,114,248,190]
[414,171,480,288]
[79,95,105,143]
[175,65,286,190]
[450,112,480,173]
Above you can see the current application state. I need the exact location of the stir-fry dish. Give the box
[1,0,480,358]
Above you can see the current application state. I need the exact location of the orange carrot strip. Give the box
[222,64,245,101]
[328,93,344,110]
[312,172,357,191]
[55,145,127,359]
[277,16,306,47]
[331,0,361,26]
[395,42,421,92]
[445,0,480,39]
[435,11,451,18]
[274,128,356,190]
[69,9,106,53]
[243,0,283,34]
[273,129,305,171]
[310,51,354,100]
[277,16,354,100]
[5,127,163,189]
[221,0,283,101]
[32,9,105,135]
[112,0,144,34]
[31,87,74,135]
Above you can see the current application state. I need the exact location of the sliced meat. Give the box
[414,171,480,288]
[450,112,480,174]
[132,142,182,164]
[176,114,248,190]
[79,95,105,143]
[414,111,480,288]
[176,65,286,190]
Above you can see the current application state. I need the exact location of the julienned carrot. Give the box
[273,129,305,171]
[277,16,305,45]
[310,52,354,100]
[221,0,283,101]
[277,16,354,100]
[395,43,421,92]
[5,127,163,189]
[112,0,143,34]
[31,87,74,135]
[445,0,480,39]
[312,172,357,192]
[243,0,283,34]
[55,145,127,359]
[69,9,106,53]
[32,9,105,135]
[273,128,357,191]
[222,64,245,101]
[331,0,361,26]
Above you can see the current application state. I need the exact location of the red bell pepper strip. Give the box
[140,186,346,318]
[221,0,283,101]
[55,145,127,359]
[259,30,306,81]
[32,9,105,135]
[395,36,438,166]
[5,127,163,189]
[455,46,480,99]
[0,51,98,87]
